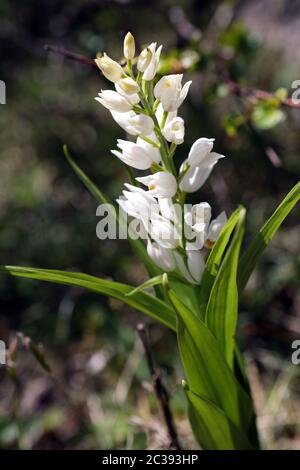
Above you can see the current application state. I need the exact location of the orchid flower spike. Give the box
[95,33,229,282]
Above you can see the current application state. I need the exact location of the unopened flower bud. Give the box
[124,32,135,60]
[118,77,140,95]
[95,53,124,83]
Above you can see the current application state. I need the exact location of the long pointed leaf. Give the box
[2,266,176,331]
[168,289,253,432]
[185,387,253,450]
[198,207,244,318]
[239,181,300,292]
[126,275,163,296]
[205,208,246,368]
[63,144,111,205]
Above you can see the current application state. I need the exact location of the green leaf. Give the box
[239,181,300,292]
[184,386,253,450]
[199,207,244,317]
[169,278,200,316]
[168,289,253,432]
[2,266,176,331]
[63,144,111,206]
[234,343,251,395]
[205,208,246,368]
[126,275,163,296]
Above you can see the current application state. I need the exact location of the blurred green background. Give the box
[0,0,300,449]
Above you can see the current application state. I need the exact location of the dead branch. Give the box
[136,323,182,450]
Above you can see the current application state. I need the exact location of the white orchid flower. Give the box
[186,138,215,166]
[162,116,185,144]
[186,250,205,283]
[95,90,133,113]
[137,48,152,72]
[173,252,194,283]
[117,77,140,95]
[149,213,180,249]
[158,198,181,224]
[111,137,161,170]
[173,251,205,284]
[95,53,124,83]
[188,202,212,233]
[206,211,227,248]
[155,103,177,124]
[142,42,162,81]
[111,111,154,135]
[154,74,192,112]
[117,184,158,221]
[184,202,212,250]
[114,83,140,105]
[136,172,177,198]
[179,138,225,193]
[147,240,176,271]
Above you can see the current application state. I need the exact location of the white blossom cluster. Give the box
[95,33,227,284]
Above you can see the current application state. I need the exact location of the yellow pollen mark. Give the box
[149,184,156,190]
[205,239,215,249]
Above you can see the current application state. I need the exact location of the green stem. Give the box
[126,165,137,186]
[140,134,161,149]
[153,99,160,112]
[151,162,164,173]
[160,111,168,129]
[126,59,134,78]
[169,142,177,159]
[147,80,155,107]
[132,105,149,115]
[142,79,148,97]
[178,163,190,183]
[138,89,177,177]
[137,71,143,85]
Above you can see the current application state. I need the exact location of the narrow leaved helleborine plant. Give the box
[5,31,300,451]
[95,32,227,284]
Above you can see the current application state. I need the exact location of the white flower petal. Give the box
[187,250,205,283]
[147,241,176,271]
[187,138,215,167]
[207,211,228,242]
[162,117,185,144]
[174,252,196,284]
[154,74,191,111]
[136,172,177,198]
[179,165,213,193]
[96,90,132,113]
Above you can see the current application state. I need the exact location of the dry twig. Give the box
[136,323,182,450]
